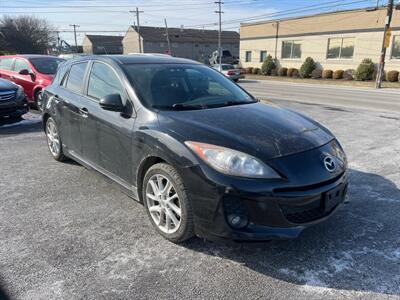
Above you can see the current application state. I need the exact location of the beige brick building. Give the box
[240,7,400,71]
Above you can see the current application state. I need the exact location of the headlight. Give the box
[16,86,25,100]
[185,141,281,179]
[332,140,347,166]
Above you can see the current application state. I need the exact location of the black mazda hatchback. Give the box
[41,55,348,243]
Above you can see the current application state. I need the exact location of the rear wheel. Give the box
[143,163,194,243]
[46,117,66,161]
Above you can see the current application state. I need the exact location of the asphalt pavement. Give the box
[0,82,399,299]
[240,79,400,113]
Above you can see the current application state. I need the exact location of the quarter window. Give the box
[14,59,31,73]
[65,62,88,94]
[260,51,267,62]
[0,58,14,70]
[392,36,400,59]
[245,51,252,62]
[327,37,354,59]
[282,40,302,59]
[87,62,125,100]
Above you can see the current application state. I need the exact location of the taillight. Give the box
[227,70,235,75]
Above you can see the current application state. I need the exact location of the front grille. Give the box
[280,198,335,224]
[0,91,16,101]
[0,106,17,113]
[274,173,344,194]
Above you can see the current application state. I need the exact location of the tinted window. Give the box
[88,62,125,100]
[66,62,88,93]
[56,63,68,85]
[123,64,254,110]
[29,57,64,74]
[14,59,31,73]
[0,58,14,70]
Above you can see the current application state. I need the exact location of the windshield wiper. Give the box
[151,103,204,110]
[207,100,255,108]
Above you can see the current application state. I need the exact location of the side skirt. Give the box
[65,149,140,202]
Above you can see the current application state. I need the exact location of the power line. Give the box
[188,0,371,28]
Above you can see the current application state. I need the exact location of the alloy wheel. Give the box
[145,174,182,234]
[46,120,60,157]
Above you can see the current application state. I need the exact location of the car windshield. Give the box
[123,64,255,110]
[29,57,65,74]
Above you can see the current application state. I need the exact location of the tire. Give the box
[45,117,66,162]
[34,90,43,112]
[233,78,239,82]
[142,163,195,243]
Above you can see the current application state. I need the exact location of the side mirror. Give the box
[99,94,124,112]
[18,69,30,75]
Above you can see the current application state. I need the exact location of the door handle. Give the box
[10,76,15,80]
[79,107,89,118]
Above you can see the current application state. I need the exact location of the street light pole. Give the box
[375,0,394,89]
[215,1,224,68]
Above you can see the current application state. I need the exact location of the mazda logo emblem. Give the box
[323,156,336,172]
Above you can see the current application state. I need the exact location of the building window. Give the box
[160,42,165,47]
[245,51,252,62]
[172,43,178,48]
[260,51,267,62]
[282,40,302,59]
[327,37,354,59]
[392,36,400,59]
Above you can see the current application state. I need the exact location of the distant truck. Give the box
[209,49,239,66]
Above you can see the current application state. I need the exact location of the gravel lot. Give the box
[0,89,399,299]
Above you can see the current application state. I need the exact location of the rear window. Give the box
[0,58,14,70]
[29,57,64,74]
[65,62,88,94]
[221,65,234,70]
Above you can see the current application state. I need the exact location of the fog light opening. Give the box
[227,214,248,229]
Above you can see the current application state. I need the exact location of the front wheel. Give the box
[34,90,43,112]
[142,163,195,243]
[46,117,66,161]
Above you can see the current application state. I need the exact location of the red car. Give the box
[0,55,64,108]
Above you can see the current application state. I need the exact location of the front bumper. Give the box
[179,143,348,242]
[0,99,29,117]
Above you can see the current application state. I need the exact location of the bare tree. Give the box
[0,15,56,54]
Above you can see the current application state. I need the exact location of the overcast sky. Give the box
[0,0,381,44]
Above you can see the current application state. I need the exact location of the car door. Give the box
[12,58,36,100]
[83,61,135,185]
[0,57,15,81]
[56,61,89,157]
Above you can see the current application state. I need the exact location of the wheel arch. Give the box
[136,156,166,203]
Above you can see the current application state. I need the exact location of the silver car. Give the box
[212,64,244,82]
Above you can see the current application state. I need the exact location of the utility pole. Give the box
[215,1,224,68]
[164,18,172,55]
[375,0,394,89]
[130,7,144,53]
[69,24,79,53]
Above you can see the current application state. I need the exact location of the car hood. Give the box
[0,78,18,91]
[158,102,334,160]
